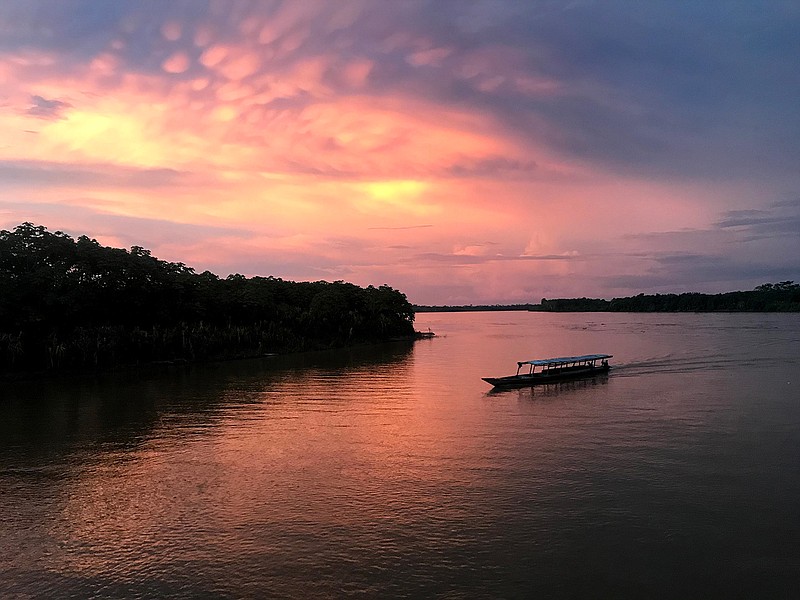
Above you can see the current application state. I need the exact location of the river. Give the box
[2,312,799,598]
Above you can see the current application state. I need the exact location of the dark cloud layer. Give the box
[715,204,800,241]
[607,199,800,295]
[0,160,188,189]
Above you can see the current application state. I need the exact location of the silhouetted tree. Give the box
[0,223,415,373]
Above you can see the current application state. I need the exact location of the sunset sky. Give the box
[1,1,798,304]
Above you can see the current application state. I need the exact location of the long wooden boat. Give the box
[482,354,612,388]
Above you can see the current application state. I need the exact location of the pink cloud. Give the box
[162,51,190,74]
[0,2,796,303]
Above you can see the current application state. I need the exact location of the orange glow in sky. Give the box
[1,2,798,303]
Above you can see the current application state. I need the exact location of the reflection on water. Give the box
[489,375,610,400]
[2,313,799,598]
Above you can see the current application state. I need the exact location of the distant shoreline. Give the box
[415,283,800,313]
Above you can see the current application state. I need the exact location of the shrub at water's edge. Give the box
[0,223,415,374]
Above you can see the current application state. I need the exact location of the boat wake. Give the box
[613,353,767,377]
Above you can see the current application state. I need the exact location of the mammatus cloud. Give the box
[0,1,798,303]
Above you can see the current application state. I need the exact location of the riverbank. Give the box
[1,224,418,376]
[0,330,435,383]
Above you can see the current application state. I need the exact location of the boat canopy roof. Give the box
[517,354,612,367]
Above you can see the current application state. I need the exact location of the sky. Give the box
[1,0,798,304]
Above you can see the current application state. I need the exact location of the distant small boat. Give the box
[482,354,612,388]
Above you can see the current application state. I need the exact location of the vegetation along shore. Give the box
[416,282,800,313]
[0,223,416,375]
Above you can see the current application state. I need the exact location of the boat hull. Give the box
[482,365,610,388]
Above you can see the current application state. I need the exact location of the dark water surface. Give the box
[2,312,799,599]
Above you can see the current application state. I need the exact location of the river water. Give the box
[2,312,799,599]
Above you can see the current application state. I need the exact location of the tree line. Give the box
[0,223,415,374]
[539,282,800,312]
[416,283,800,314]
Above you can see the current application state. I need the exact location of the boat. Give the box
[482,354,612,388]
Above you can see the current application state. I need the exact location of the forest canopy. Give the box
[0,223,415,373]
